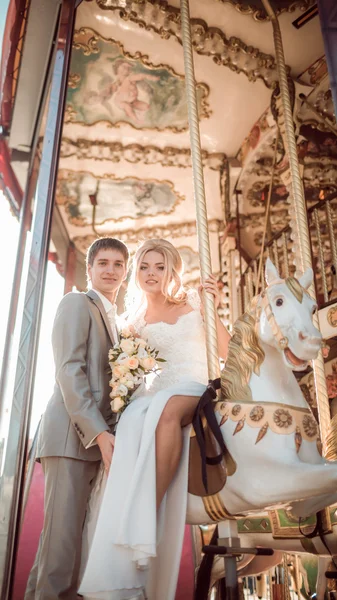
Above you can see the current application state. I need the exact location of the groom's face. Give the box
[88,249,127,296]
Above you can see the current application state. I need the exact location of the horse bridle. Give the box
[255,279,290,351]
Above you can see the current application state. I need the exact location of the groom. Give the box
[25,237,129,600]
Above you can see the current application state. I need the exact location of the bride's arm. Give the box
[199,275,231,360]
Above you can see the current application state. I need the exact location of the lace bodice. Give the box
[130,289,208,394]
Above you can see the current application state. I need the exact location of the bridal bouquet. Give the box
[108,326,165,415]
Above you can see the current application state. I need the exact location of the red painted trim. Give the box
[0,0,28,131]
[0,136,23,212]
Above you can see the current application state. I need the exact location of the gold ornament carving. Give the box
[215,0,316,22]
[94,0,283,89]
[302,414,318,438]
[249,405,264,422]
[60,138,227,171]
[73,219,223,254]
[273,408,293,428]
[68,73,81,89]
[217,400,320,444]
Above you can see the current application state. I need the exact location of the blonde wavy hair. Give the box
[221,295,265,402]
[126,239,187,313]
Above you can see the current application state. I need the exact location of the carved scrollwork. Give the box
[215,0,316,22]
[94,0,284,88]
[73,219,223,254]
[60,138,227,171]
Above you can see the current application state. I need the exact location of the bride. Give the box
[79,239,230,600]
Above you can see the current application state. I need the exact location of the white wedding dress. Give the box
[78,289,208,600]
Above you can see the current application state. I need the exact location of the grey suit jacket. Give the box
[36,290,117,462]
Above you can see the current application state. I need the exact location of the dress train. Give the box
[78,380,205,600]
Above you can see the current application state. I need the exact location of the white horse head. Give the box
[258,259,322,371]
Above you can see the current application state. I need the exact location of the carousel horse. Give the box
[187,259,337,525]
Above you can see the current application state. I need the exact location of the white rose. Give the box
[126,380,135,390]
[110,397,125,413]
[109,386,119,399]
[116,352,128,364]
[137,338,147,348]
[120,339,135,354]
[141,356,156,370]
[118,383,129,396]
[112,365,125,378]
[121,326,132,338]
[137,347,148,359]
[126,357,139,370]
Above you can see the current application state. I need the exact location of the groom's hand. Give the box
[97,431,115,473]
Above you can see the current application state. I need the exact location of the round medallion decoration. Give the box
[327,306,337,328]
[302,414,318,438]
[249,406,265,422]
[273,408,292,428]
[232,404,242,416]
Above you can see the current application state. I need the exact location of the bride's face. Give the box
[138,250,167,295]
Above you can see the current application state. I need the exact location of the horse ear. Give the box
[298,268,313,290]
[265,258,279,285]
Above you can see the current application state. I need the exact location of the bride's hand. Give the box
[198,274,221,312]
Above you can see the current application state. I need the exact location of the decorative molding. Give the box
[215,0,316,22]
[59,138,227,171]
[66,28,210,131]
[56,170,185,226]
[94,0,284,89]
[68,73,81,89]
[73,219,222,254]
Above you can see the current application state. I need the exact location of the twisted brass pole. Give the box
[180,0,219,380]
[261,0,330,449]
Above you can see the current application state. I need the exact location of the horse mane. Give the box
[221,295,265,402]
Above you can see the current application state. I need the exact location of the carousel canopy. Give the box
[1,0,334,291]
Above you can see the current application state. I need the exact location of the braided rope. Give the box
[180,0,219,380]
[261,0,330,444]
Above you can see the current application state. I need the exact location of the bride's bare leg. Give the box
[155,394,200,510]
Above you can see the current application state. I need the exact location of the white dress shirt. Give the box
[92,288,118,344]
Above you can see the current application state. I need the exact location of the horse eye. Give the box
[276,298,283,307]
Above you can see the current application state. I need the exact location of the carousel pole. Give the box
[261,0,331,450]
[180,0,220,382]
[180,0,240,597]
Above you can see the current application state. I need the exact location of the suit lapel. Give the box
[86,290,116,347]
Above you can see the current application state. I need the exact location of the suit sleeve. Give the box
[52,293,109,448]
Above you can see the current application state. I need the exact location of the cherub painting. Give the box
[86,59,159,125]
[67,31,210,130]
